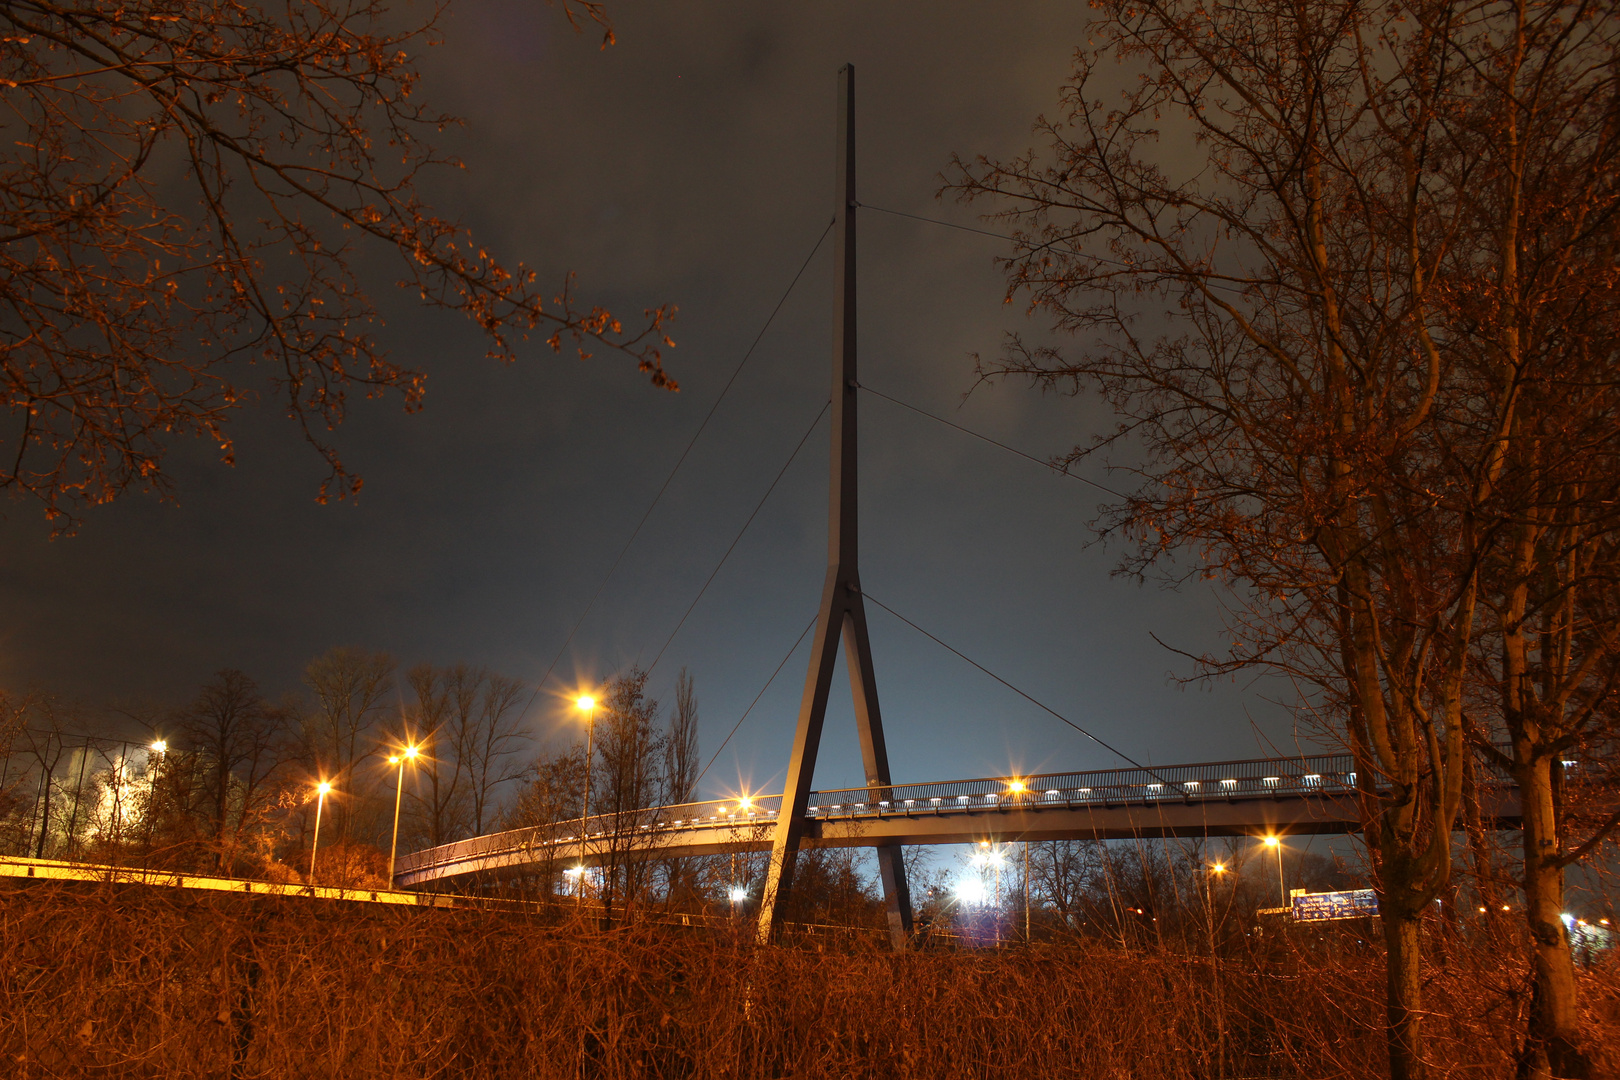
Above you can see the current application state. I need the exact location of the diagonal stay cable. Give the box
[645,401,830,678]
[861,590,1173,785]
[859,202,1038,248]
[513,217,835,724]
[691,609,819,795]
[858,382,1128,499]
[857,201,1248,296]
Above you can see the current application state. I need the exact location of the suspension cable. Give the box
[857,382,1128,499]
[861,590,1170,784]
[645,402,830,677]
[690,609,819,795]
[512,217,835,725]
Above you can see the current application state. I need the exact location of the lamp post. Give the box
[1024,841,1031,943]
[1263,835,1285,907]
[387,744,419,887]
[144,739,166,858]
[1208,861,1228,1078]
[1206,862,1226,943]
[575,694,597,907]
[309,781,332,888]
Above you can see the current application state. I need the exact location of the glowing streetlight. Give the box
[955,875,989,906]
[387,743,421,887]
[1205,861,1228,914]
[309,781,333,887]
[1262,835,1286,906]
[575,694,597,906]
[143,739,168,858]
[1006,778,1027,794]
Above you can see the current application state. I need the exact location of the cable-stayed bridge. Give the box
[393,752,1522,888]
[404,68,1526,952]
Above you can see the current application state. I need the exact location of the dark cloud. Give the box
[0,2,1308,796]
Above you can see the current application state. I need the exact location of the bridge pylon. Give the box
[756,63,913,951]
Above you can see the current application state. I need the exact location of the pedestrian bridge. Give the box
[392,752,1520,888]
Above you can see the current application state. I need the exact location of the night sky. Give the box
[0,2,1313,803]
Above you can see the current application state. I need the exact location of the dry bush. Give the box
[3,881,1616,1079]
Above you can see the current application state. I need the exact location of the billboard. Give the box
[1292,889,1379,922]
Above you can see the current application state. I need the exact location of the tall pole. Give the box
[756,63,913,951]
[65,740,89,859]
[1024,841,1031,943]
[1209,863,1227,1078]
[309,783,330,887]
[388,746,416,886]
[580,699,596,908]
[143,740,165,866]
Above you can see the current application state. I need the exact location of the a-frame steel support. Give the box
[756,64,913,951]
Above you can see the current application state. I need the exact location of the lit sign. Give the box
[1293,889,1379,921]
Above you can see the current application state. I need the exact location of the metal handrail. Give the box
[394,751,1431,878]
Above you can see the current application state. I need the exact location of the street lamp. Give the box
[1207,860,1230,1072]
[1262,835,1286,906]
[575,694,597,906]
[1206,862,1227,926]
[144,739,167,859]
[387,743,420,887]
[309,781,333,887]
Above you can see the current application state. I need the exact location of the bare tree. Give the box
[659,668,702,907]
[301,647,394,845]
[404,664,468,848]
[14,696,76,858]
[503,746,585,897]
[0,691,41,855]
[0,0,674,532]
[402,664,531,845]
[665,668,700,806]
[465,672,529,837]
[941,1,1620,1072]
[169,670,292,871]
[592,669,664,925]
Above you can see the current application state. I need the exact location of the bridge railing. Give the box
[393,795,785,878]
[395,753,1390,879]
[803,754,1362,816]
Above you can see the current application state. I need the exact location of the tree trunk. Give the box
[1382,903,1426,1080]
[1516,756,1590,1080]
[1373,906,1425,1080]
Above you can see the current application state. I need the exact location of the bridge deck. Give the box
[394,752,1520,887]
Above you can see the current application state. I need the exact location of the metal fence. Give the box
[1,729,162,860]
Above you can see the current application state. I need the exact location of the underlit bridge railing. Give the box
[395,751,1436,882]
[804,753,1362,817]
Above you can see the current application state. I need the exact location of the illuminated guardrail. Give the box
[395,752,1426,882]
